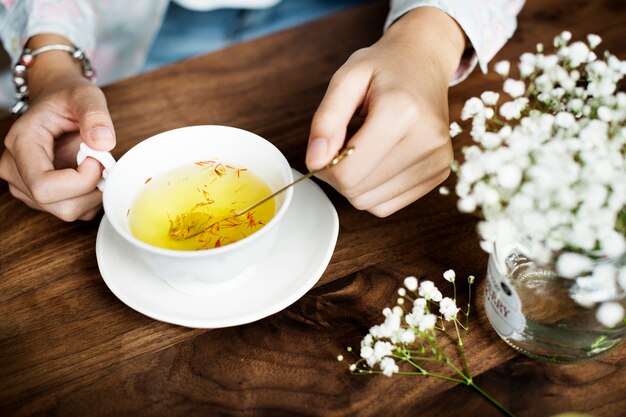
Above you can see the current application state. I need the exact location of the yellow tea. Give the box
[129,160,275,250]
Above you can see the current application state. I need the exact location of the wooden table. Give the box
[1,1,625,416]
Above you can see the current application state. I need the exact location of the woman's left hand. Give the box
[306,6,466,217]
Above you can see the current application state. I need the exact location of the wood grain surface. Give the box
[1,1,626,416]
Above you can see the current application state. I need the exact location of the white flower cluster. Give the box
[357,273,465,377]
[452,32,626,327]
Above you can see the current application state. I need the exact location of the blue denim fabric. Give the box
[144,0,372,71]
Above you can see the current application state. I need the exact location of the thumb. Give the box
[72,86,116,152]
[307,66,371,171]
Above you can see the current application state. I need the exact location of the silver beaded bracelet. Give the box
[10,44,96,116]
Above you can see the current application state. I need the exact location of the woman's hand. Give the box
[306,7,465,217]
[0,34,115,221]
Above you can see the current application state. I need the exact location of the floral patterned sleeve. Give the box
[0,0,169,86]
[0,0,96,64]
[386,0,526,85]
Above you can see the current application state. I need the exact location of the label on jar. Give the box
[484,260,526,337]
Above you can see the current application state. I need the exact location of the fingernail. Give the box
[90,127,113,147]
[307,138,328,167]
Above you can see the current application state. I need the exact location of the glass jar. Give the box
[484,244,626,363]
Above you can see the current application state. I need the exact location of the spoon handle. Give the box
[234,146,354,217]
[234,171,314,217]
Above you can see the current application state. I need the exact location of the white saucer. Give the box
[95,169,339,328]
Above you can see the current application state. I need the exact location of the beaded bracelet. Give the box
[10,44,96,116]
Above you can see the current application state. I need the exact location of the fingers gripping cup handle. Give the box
[76,142,117,191]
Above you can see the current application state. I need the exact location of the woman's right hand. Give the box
[0,34,115,221]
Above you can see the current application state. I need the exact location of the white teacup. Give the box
[79,125,294,295]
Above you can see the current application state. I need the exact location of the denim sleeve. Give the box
[0,0,96,64]
[386,0,526,85]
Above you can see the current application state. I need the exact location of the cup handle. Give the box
[76,142,117,191]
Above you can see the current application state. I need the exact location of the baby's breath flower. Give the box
[337,355,344,362]
[360,345,374,360]
[554,111,576,129]
[458,196,477,213]
[480,132,502,148]
[503,79,526,98]
[499,100,525,120]
[519,62,535,78]
[380,357,399,377]
[496,164,522,189]
[439,297,460,321]
[588,78,616,97]
[451,32,626,326]
[498,125,512,138]
[373,341,394,361]
[519,52,537,78]
[494,60,511,77]
[596,302,625,327]
[601,231,626,258]
[587,34,602,49]
[399,329,416,344]
[568,41,590,66]
[449,121,462,138]
[404,276,418,291]
[461,97,484,120]
[439,186,450,196]
[347,274,513,415]
[568,98,583,113]
[418,280,443,302]
[556,253,594,278]
[443,269,456,282]
[397,287,406,297]
[418,313,437,332]
[597,106,613,122]
[405,312,420,327]
[459,159,485,184]
[468,275,475,284]
[413,297,427,312]
[480,91,500,106]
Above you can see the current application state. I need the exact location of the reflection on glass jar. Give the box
[484,245,626,363]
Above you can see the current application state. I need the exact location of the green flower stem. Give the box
[402,367,467,384]
[428,330,446,360]
[465,284,472,333]
[403,357,428,375]
[444,357,467,381]
[359,367,516,416]
[355,369,466,384]
[488,117,505,127]
[346,273,516,416]
[400,355,441,362]
[468,379,516,417]
[402,360,516,417]
[452,318,472,377]
[439,358,515,417]
[441,325,514,417]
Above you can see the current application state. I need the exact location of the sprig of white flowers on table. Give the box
[448,32,626,327]
[338,271,514,417]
